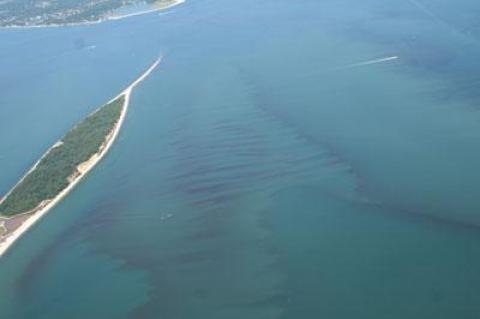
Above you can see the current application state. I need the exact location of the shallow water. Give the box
[1,0,480,318]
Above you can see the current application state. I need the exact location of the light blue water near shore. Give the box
[1,0,480,318]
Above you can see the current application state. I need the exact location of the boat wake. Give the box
[333,56,399,70]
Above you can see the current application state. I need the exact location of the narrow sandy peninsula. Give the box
[0,57,162,258]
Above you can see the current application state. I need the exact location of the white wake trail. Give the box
[334,56,399,70]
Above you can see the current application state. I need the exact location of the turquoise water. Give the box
[1,0,480,318]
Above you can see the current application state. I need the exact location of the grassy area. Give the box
[0,95,125,217]
[0,222,6,237]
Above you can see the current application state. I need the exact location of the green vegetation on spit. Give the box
[0,95,125,217]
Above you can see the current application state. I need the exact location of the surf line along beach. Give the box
[0,56,162,258]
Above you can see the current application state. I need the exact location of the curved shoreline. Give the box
[0,56,162,258]
[108,0,185,21]
[0,0,184,30]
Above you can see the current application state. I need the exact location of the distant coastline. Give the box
[0,57,162,258]
[108,0,185,21]
[0,0,184,30]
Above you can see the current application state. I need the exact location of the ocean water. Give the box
[1,0,480,318]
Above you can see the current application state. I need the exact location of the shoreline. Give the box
[0,56,162,258]
[0,0,184,30]
[108,0,185,21]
